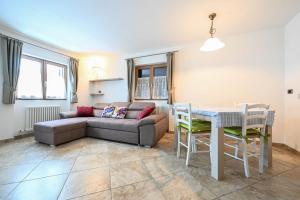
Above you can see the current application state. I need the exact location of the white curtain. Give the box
[152,76,168,99]
[135,77,151,99]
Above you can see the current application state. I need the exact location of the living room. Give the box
[0,0,300,199]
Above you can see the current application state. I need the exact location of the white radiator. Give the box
[25,105,61,131]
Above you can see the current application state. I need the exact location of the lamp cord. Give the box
[209,19,216,37]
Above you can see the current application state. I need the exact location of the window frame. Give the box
[17,55,68,100]
[134,63,168,100]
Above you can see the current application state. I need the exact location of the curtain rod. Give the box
[0,33,74,59]
[127,50,178,60]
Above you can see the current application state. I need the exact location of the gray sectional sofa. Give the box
[33,102,169,147]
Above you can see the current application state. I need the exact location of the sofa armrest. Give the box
[59,111,77,119]
[138,113,167,126]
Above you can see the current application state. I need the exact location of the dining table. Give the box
[173,106,275,181]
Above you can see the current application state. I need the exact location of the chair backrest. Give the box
[241,103,270,137]
[173,103,192,132]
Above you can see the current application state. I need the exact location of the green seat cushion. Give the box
[179,119,211,133]
[224,127,260,137]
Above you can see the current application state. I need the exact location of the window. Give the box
[134,63,168,100]
[17,55,67,100]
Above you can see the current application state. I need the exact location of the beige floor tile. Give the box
[80,143,108,155]
[143,155,186,178]
[112,180,164,200]
[110,160,151,188]
[46,146,82,160]
[25,158,75,180]
[277,167,300,187]
[0,164,37,184]
[108,147,140,165]
[219,186,276,200]
[72,190,111,200]
[59,167,110,199]
[272,146,300,167]
[72,154,109,171]
[187,161,267,197]
[1,135,300,200]
[224,159,270,180]
[251,176,300,200]
[154,171,216,200]
[7,174,68,200]
[267,161,296,175]
[138,147,168,159]
[0,151,46,167]
[0,183,18,199]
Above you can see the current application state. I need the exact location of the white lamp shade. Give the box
[200,37,225,52]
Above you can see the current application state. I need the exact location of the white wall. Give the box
[173,28,285,143]
[284,12,300,151]
[76,53,127,107]
[0,18,295,149]
[0,28,73,140]
[76,28,285,144]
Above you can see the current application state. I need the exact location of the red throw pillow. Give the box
[77,106,94,117]
[137,106,155,120]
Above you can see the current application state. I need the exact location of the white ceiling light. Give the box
[200,13,225,52]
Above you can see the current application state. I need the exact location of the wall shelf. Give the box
[89,77,123,83]
[90,93,104,96]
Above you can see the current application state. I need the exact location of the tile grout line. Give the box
[109,163,112,200]
[214,164,300,199]
[65,189,112,200]
[4,147,51,198]
[56,147,82,200]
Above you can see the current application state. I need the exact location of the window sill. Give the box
[134,98,168,101]
[17,98,67,101]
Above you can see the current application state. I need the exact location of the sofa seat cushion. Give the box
[34,118,87,134]
[87,118,139,133]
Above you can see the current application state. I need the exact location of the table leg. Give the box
[173,121,178,149]
[210,117,224,180]
[264,125,272,168]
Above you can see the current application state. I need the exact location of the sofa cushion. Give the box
[87,118,139,133]
[93,109,104,117]
[77,106,94,117]
[125,110,141,119]
[112,106,127,119]
[128,102,155,111]
[137,106,155,120]
[59,111,77,119]
[126,102,156,119]
[34,118,87,134]
[101,106,115,118]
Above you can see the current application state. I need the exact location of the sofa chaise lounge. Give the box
[33,102,169,147]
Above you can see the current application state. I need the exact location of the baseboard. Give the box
[273,143,300,154]
[0,132,33,145]
[0,138,15,144]
[14,132,33,139]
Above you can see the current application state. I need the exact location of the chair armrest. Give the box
[59,111,77,119]
[138,113,167,126]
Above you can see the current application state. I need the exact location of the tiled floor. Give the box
[0,133,299,200]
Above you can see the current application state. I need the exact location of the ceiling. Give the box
[0,0,300,54]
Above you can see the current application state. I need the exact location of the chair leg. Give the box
[242,139,250,178]
[186,131,192,166]
[250,138,256,154]
[259,136,264,173]
[177,127,181,159]
[234,141,239,157]
[191,135,197,153]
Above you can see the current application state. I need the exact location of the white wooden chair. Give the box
[224,103,270,177]
[174,103,211,166]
